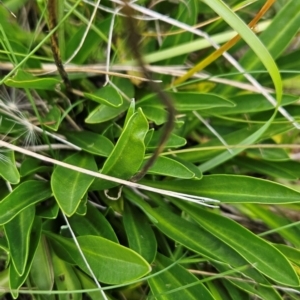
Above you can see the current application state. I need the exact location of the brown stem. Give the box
[122,1,176,182]
[47,0,73,99]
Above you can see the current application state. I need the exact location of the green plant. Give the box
[0,0,300,299]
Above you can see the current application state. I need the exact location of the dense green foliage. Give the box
[0,0,300,299]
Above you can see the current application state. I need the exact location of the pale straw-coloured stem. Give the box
[0,140,219,207]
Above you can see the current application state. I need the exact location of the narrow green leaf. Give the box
[69,203,119,243]
[201,0,282,102]
[20,157,41,177]
[85,98,130,124]
[176,122,294,163]
[246,146,289,161]
[142,106,167,125]
[30,235,54,294]
[221,279,255,300]
[171,156,202,179]
[4,70,60,90]
[142,175,300,204]
[63,131,114,157]
[36,201,59,220]
[51,152,97,216]
[199,114,276,172]
[9,218,41,299]
[84,85,123,107]
[75,194,87,216]
[215,263,282,300]
[139,92,234,111]
[0,150,19,184]
[148,253,215,300]
[0,181,52,225]
[158,0,198,66]
[208,94,298,115]
[0,269,9,299]
[41,106,61,131]
[0,236,8,253]
[65,18,111,64]
[275,244,300,265]
[46,233,151,284]
[91,108,148,190]
[124,99,135,125]
[123,202,157,263]
[51,249,82,300]
[234,157,299,179]
[124,189,270,284]
[241,0,300,71]
[75,269,107,300]
[174,201,299,286]
[4,205,35,276]
[245,204,300,248]
[147,156,195,179]
[147,131,186,149]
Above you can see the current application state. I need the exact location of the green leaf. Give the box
[171,156,202,179]
[0,150,19,184]
[63,131,114,157]
[201,0,282,102]
[46,233,151,284]
[4,205,35,276]
[146,156,195,179]
[85,77,134,124]
[142,175,300,204]
[75,269,108,300]
[275,244,300,265]
[91,108,148,190]
[0,269,9,299]
[244,204,300,247]
[51,152,97,216]
[4,70,60,90]
[84,85,123,107]
[241,0,300,71]
[142,106,167,125]
[199,114,276,172]
[41,106,61,131]
[221,280,249,300]
[208,94,298,115]
[123,202,157,263]
[124,99,135,125]
[125,189,270,284]
[30,235,54,294]
[51,249,82,300]
[234,157,299,179]
[158,0,198,66]
[0,181,52,225]
[139,92,234,111]
[19,163,51,178]
[75,194,87,216]
[9,218,41,299]
[174,200,299,286]
[36,200,59,220]
[148,253,215,300]
[65,18,111,64]
[69,203,119,243]
[85,98,130,124]
[0,236,8,253]
[147,131,186,149]
[214,263,282,300]
[246,146,289,161]
[20,157,41,177]
[176,122,294,163]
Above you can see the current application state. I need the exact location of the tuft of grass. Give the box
[0,1,300,299]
